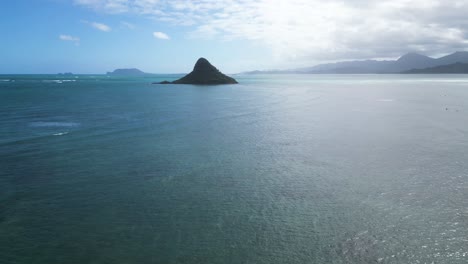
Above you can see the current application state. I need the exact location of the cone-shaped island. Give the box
[157,58,238,85]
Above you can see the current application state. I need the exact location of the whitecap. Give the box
[30,122,79,128]
[377,99,394,102]
[42,80,63,84]
[53,132,69,136]
[0,79,10,82]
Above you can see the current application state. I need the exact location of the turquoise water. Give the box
[1,74,468,263]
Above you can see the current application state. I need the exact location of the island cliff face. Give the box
[159,58,238,85]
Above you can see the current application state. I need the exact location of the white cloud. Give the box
[74,0,468,65]
[91,22,112,31]
[82,20,112,31]
[153,31,170,40]
[59,34,80,44]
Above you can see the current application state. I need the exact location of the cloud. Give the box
[82,20,112,31]
[74,0,130,13]
[59,34,80,44]
[74,0,468,64]
[91,22,111,31]
[153,31,170,40]
[120,21,135,29]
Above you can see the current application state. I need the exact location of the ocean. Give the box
[1,74,467,263]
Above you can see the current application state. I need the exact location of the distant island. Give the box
[107,68,146,76]
[157,58,238,85]
[58,72,74,76]
[242,51,468,74]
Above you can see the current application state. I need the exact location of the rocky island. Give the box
[157,58,238,85]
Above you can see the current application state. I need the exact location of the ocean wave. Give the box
[0,79,10,82]
[30,122,80,128]
[42,80,63,84]
[41,79,77,84]
[53,132,69,136]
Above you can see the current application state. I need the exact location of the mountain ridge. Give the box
[402,62,468,74]
[242,51,468,74]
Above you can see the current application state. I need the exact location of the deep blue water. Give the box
[1,74,468,263]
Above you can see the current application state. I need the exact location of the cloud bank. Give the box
[74,0,468,63]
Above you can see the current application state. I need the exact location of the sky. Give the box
[1,0,468,74]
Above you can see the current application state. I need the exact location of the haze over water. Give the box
[1,74,468,263]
